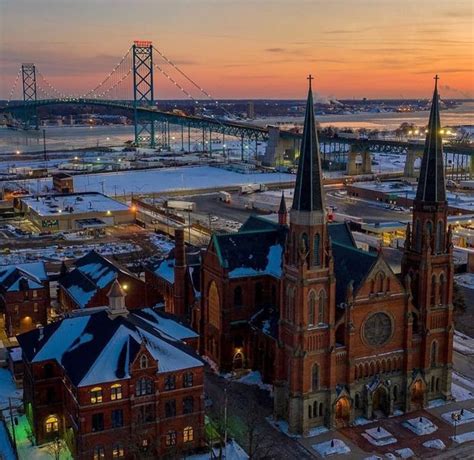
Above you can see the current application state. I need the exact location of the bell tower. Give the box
[274,76,336,434]
[401,76,453,402]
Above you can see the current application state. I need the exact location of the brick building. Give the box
[58,251,151,312]
[145,228,201,327]
[200,77,454,434]
[0,262,49,336]
[18,282,205,459]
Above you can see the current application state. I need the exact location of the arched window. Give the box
[183,426,194,442]
[355,393,360,409]
[431,274,437,306]
[111,384,122,401]
[313,233,320,266]
[140,355,148,369]
[319,402,323,417]
[436,220,444,253]
[301,233,309,265]
[308,405,312,419]
[376,272,384,293]
[234,286,243,307]
[415,219,421,251]
[426,220,433,237]
[308,291,316,325]
[135,377,153,396]
[436,378,440,392]
[439,273,446,305]
[318,290,326,324]
[312,364,319,390]
[112,443,125,458]
[412,312,420,334]
[287,287,295,323]
[90,387,103,404]
[208,281,220,328]
[431,341,438,367]
[93,446,105,460]
[165,430,177,447]
[313,401,318,418]
[431,376,435,392]
[45,416,59,433]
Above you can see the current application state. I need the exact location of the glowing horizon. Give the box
[0,0,472,100]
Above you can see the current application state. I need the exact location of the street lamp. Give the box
[452,410,461,441]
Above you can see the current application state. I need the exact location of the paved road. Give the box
[205,370,315,460]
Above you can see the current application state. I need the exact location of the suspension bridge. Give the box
[1,41,473,177]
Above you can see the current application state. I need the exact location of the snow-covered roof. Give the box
[0,262,48,292]
[22,192,129,217]
[18,310,203,387]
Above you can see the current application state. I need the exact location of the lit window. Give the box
[112,444,124,458]
[14,305,19,315]
[33,303,38,313]
[93,446,105,460]
[90,387,103,404]
[165,430,177,446]
[45,416,59,433]
[140,355,148,369]
[32,290,38,298]
[183,426,194,443]
[111,384,122,400]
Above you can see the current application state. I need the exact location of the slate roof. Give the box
[0,262,48,292]
[292,79,325,212]
[17,309,203,387]
[250,307,279,340]
[415,77,447,203]
[59,251,138,308]
[332,241,378,305]
[239,215,280,232]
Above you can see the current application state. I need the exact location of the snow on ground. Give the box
[266,416,300,439]
[451,430,474,444]
[454,330,474,355]
[0,369,22,407]
[148,233,175,253]
[0,241,140,266]
[422,438,446,450]
[21,166,295,196]
[312,439,351,457]
[361,426,397,446]
[451,382,474,401]
[441,409,474,426]
[187,440,249,460]
[236,371,273,393]
[428,398,448,408]
[395,447,415,458]
[306,425,330,438]
[0,421,15,460]
[455,273,474,290]
[353,416,372,426]
[402,416,438,435]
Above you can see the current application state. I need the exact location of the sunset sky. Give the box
[1,0,473,99]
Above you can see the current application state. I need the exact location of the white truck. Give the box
[218,191,231,203]
[165,200,196,212]
[239,183,268,194]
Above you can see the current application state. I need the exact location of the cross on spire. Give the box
[307,74,314,90]
[434,74,439,89]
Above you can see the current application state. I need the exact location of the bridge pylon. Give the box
[132,41,155,148]
[21,63,38,129]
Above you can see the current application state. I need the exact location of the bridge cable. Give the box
[5,69,22,106]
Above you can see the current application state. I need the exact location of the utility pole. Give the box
[8,398,17,454]
[42,129,47,162]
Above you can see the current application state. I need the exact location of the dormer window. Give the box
[140,355,148,369]
[90,387,103,404]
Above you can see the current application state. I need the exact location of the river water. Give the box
[0,102,472,155]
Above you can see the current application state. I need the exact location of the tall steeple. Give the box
[292,75,325,214]
[415,75,446,204]
[278,191,288,225]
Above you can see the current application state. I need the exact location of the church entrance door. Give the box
[372,386,389,416]
[411,380,425,409]
[335,397,351,427]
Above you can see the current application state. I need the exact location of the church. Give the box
[198,75,454,434]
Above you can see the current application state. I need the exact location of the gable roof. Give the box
[239,215,280,232]
[17,310,203,387]
[0,262,47,292]
[331,241,378,305]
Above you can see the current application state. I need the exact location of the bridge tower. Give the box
[21,63,38,129]
[132,41,155,148]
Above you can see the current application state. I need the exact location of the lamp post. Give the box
[452,410,461,441]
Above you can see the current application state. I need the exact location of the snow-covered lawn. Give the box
[306,425,330,438]
[427,398,448,408]
[441,409,474,426]
[454,331,474,355]
[455,273,474,290]
[0,368,22,407]
[395,447,414,458]
[402,416,438,435]
[451,430,474,444]
[361,426,397,446]
[353,416,372,426]
[266,416,300,439]
[422,438,446,450]
[235,371,273,393]
[0,421,15,460]
[312,439,351,457]
[187,440,248,460]
[451,382,474,401]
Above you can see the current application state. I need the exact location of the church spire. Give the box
[415,75,446,204]
[278,191,288,225]
[292,75,325,213]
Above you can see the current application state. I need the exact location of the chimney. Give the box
[173,228,186,318]
[107,279,128,317]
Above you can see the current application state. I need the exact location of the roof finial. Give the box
[434,74,439,89]
[307,74,314,90]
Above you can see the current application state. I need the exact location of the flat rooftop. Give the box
[22,192,130,217]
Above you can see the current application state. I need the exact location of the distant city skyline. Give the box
[0,0,472,99]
